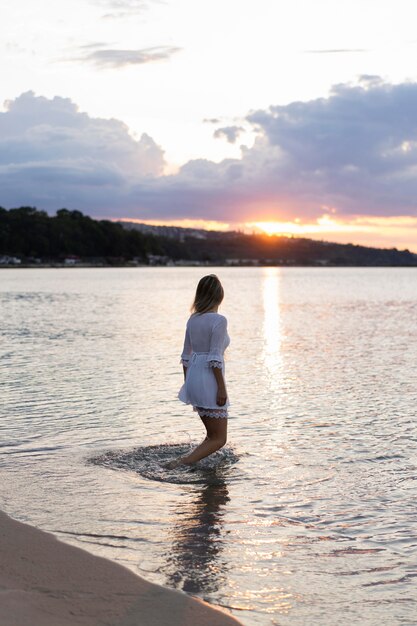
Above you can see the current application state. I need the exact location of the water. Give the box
[1,267,416,625]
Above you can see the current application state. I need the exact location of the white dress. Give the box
[178,312,230,418]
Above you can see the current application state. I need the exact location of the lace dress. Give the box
[178,312,230,418]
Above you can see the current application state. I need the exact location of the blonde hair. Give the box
[191,274,224,314]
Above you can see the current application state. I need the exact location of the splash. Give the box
[88,443,239,484]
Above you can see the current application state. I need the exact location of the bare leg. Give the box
[166,416,227,468]
[181,416,227,464]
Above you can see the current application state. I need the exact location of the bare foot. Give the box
[164,458,184,469]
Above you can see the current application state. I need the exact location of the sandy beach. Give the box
[0,509,242,626]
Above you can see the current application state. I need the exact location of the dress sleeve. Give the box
[207,316,227,369]
[180,326,192,367]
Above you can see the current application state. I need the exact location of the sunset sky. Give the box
[1,0,417,250]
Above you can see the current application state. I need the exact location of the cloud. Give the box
[76,45,181,68]
[304,48,368,54]
[357,74,385,87]
[2,79,417,227]
[244,78,417,217]
[213,126,244,144]
[134,76,417,222]
[78,42,110,50]
[101,0,148,7]
[0,91,165,210]
[95,0,153,18]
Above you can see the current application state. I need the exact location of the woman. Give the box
[170,274,230,467]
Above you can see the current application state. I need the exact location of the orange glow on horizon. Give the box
[248,215,357,236]
[246,215,417,252]
[111,215,417,252]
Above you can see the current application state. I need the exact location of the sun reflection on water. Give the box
[262,268,283,388]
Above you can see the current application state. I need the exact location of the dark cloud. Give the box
[0,91,165,211]
[213,126,244,144]
[76,46,181,68]
[245,78,417,216]
[2,80,417,223]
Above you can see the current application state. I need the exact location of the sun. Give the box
[248,216,349,237]
[249,220,305,236]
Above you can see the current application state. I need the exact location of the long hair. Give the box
[191,274,224,314]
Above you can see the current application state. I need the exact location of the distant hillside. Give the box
[120,221,210,241]
[120,220,417,267]
[1,207,416,267]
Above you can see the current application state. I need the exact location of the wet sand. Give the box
[0,509,242,626]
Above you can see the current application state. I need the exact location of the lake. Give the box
[1,267,416,625]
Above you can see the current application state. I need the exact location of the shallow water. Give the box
[1,267,416,625]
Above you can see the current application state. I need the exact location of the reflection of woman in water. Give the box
[165,480,230,594]
[169,275,230,468]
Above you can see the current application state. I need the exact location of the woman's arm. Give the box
[180,325,192,378]
[207,316,228,406]
[212,367,227,406]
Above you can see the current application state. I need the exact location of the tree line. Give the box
[0,207,157,261]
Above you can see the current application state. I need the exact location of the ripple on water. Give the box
[88,443,240,485]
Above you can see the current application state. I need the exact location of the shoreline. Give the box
[0,509,243,626]
[2,263,417,269]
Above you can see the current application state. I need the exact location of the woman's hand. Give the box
[212,367,227,406]
[216,386,227,406]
